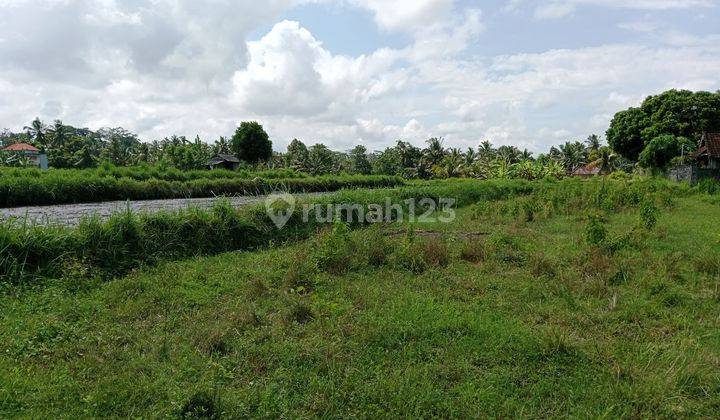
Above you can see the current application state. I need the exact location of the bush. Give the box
[584,214,607,246]
[639,198,658,230]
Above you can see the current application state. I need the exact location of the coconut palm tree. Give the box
[558,141,588,172]
[478,140,495,161]
[23,117,48,148]
[423,137,446,167]
[438,148,464,178]
[596,147,618,174]
[497,145,522,164]
[585,134,601,152]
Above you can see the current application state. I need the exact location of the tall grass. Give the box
[0,164,305,182]
[0,177,703,286]
[0,179,534,285]
[0,173,404,207]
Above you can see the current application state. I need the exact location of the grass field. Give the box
[1,178,719,417]
[0,165,402,207]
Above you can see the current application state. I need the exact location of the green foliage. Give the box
[349,145,372,175]
[2,178,720,417]
[638,134,695,170]
[286,139,309,171]
[607,89,720,161]
[0,167,403,207]
[639,198,658,230]
[584,214,607,246]
[230,121,272,164]
[306,144,334,176]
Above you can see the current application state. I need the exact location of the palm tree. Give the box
[596,147,617,174]
[497,145,522,164]
[214,136,231,155]
[478,140,495,161]
[558,141,588,172]
[464,147,477,166]
[48,120,69,149]
[423,137,446,167]
[585,134,601,152]
[23,117,48,148]
[520,149,533,161]
[440,148,464,178]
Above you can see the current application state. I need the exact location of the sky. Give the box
[0,0,718,153]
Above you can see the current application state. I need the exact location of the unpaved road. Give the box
[1,194,323,226]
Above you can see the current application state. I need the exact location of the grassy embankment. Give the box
[0,165,404,207]
[1,177,719,417]
[0,179,534,285]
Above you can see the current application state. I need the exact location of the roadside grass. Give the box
[1,188,718,417]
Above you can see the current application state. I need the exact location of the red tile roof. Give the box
[2,142,39,152]
[572,164,600,176]
[704,133,720,158]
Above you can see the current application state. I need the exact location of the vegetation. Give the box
[230,121,273,164]
[0,170,403,207]
[607,89,720,161]
[0,179,532,284]
[1,177,719,417]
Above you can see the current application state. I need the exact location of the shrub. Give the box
[420,237,450,268]
[584,214,607,246]
[310,224,354,275]
[639,198,658,230]
[179,391,220,419]
[459,240,486,264]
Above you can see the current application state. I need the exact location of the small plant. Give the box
[639,198,658,230]
[584,214,607,246]
[530,254,556,278]
[179,391,220,419]
[390,227,428,273]
[286,300,314,324]
[310,223,354,275]
[421,237,450,268]
[460,240,486,264]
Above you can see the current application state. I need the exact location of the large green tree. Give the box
[306,144,334,175]
[230,121,272,164]
[638,135,695,170]
[607,89,720,161]
[286,138,309,171]
[349,145,372,174]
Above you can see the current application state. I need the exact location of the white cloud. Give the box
[350,0,454,31]
[508,0,716,20]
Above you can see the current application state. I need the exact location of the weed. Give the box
[530,254,556,278]
[179,391,220,419]
[286,300,315,324]
[459,240,486,264]
[584,214,607,246]
[639,198,659,230]
[421,237,450,268]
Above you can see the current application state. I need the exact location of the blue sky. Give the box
[1,0,718,153]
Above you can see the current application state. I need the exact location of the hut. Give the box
[207,154,241,171]
[691,132,720,170]
[1,143,48,169]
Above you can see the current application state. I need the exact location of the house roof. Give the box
[703,133,720,158]
[2,142,39,152]
[571,164,601,176]
[208,154,240,164]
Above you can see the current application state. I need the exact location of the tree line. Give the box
[3,88,716,177]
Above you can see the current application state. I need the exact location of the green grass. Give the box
[0,170,405,207]
[1,178,719,417]
[1,179,534,285]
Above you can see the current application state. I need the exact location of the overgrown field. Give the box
[1,178,719,417]
[1,179,533,284]
[0,165,403,206]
